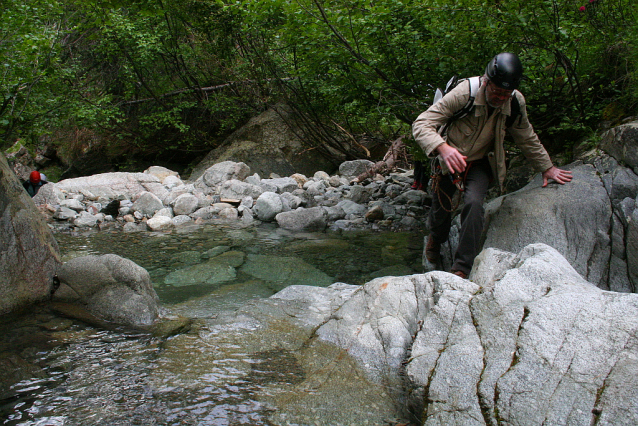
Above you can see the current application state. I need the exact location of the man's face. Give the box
[485,80,513,108]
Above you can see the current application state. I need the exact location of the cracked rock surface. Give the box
[312,243,638,425]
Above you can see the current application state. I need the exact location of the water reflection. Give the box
[55,222,424,306]
[1,223,423,425]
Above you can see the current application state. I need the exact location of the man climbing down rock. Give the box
[412,52,573,279]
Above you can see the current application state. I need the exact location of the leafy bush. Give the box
[238,0,638,154]
[1,0,636,166]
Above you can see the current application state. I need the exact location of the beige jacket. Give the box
[412,77,553,189]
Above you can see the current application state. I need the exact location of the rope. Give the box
[430,173,461,213]
[430,159,473,213]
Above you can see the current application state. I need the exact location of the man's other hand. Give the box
[542,166,573,187]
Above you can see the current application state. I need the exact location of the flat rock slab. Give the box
[55,172,165,200]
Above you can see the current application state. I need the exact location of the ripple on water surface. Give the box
[1,223,423,425]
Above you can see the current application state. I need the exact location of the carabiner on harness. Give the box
[450,173,465,192]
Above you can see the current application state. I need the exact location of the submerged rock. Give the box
[54,254,160,327]
[188,282,401,425]
[240,254,333,290]
[164,261,237,288]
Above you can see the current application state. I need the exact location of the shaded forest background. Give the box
[2,0,637,180]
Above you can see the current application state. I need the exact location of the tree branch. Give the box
[351,136,406,183]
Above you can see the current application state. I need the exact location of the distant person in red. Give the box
[23,171,48,197]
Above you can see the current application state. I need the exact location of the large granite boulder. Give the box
[219,179,263,200]
[55,172,167,200]
[54,254,160,327]
[482,164,614,288]
[193,160,251,195]
[188,105,341,180]
[338,159,376,179]
[0,154,61,314]
[31,182,63,206]
[407,244,638,425]
[275,206,327,231]
[439,122,638,293]
[482,159,638,292]
[316,244,638,425]
[628,208,638,291]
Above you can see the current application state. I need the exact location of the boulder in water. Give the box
[54,254,160,327]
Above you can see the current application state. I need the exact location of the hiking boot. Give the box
[425,235,441,264]
[451,270,468,279]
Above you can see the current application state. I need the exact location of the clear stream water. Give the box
[1,222,424,425]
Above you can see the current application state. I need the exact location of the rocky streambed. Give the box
[31,159,430,235]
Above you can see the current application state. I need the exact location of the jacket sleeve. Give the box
[507,92,554,173]
[412,81,472,157]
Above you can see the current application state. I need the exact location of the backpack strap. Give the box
[505,93,521,128]
[451,76,480,121]
[440,76,480,135]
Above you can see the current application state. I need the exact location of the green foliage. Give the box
[482,0,637,149]
[40,164,63,183]
[52,0,257,159]
[0,0,64,146]
[238,0,638,154]
[1,0,637,166]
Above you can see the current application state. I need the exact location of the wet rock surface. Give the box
[55,254,161,327]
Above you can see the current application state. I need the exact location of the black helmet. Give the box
[485,52,523,90]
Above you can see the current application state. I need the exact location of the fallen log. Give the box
[350,136,406,184]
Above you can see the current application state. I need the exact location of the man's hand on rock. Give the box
[437,143,467,174]
[542,166,573,187]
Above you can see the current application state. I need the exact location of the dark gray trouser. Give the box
[429,158,492,275]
